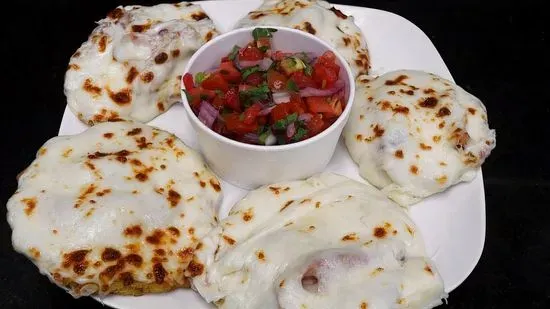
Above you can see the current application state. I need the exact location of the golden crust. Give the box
[64,277,190,296]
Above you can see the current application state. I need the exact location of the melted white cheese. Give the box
[192,173,445,308]
[7,121,222,296]
[344,70,496,206]
[64,2,218,124]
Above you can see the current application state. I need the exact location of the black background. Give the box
[1,0,548,308]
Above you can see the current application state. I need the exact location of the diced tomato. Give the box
[202,73,229,91]
[312,63,338,89]
[290,71,317,89]
[224,88,241,111]
[219,61,241,83]
[306,96,342,118]
[239,84,253,92]
[270,103,290,123]
[245,72,263,86]
[225,113,258,134]
[221,56,230,62]
[212,95,224,109]
[257,116,267,125]
[256,38,271,50]
[316,51,340,76]
[288,94,306,114]
[271,51,286,61]
[186,87,216,109]
[307,114,325,136]
[239,45,264,61]
[183,73,195,90]
[242,103,262,125]
[267,70,288,91]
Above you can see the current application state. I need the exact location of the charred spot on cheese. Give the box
[103,132,114,139]
[209,179,221,192]
[191,11,208,21]
[131,24,151,33]
[394,150,404,159]
[135,136,152,149]
[97,36,108,53]
[300,198,312,204]
[125,254,143,267]
[107,7,124,20]
[399,89,414,95]
[155,102,165,112]
[152,263,167,284]
[29,247,41,259]
[222,235,236,245]
[256,250,266,262]
[242,208,254,222]
[154,52,168,64]
[118,272,134,286]
[167,226,180,237]
[68,63,80,71]
[467,107,477,115]
[178,247,194,262]
[393,105,409,114]
[419,143,432,150]
[124,225,143,237]
[436,107,451,117]
[146,229,165,245]
[424,264,434,275]
[423,88,435,94]
[140,71,154,83]
[279,279,285,288]
[95,188,111,197]
[166,189,181,208]
[302,21,316,34]
[83,78,102,96]
[126,67,139,84]
[74,184,97,208]
[341,233,358,241]
[387,90,396,95]
[360,302,368,309]
[205,30,215,42]
[342,37,351,46]
[100,259,125,282]
[329,6,348,19]
[385,75,408,86]
[418,97,438,108]
[72,51,81,58]
[186,259,204,277]
[409,165,419,175]
[280,200,294,212]
[373,226,387,238]
[21,197,37,216]
[355,134,363,141]
[107,88,132,105]
[101,248,122,262]
[250,12,266,19]
[315,201,321,208]
[63,249,90,269]
[436,175,448,185]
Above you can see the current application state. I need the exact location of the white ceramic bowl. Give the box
[181,26,355,189]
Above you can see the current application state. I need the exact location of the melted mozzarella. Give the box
[344,70,496,206]
[7,121,222,296]
[237,0,370,74]
[64,2,218,124]
[192,173,445,308]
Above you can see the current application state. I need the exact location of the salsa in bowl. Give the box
[183,28,347,146]
[181,26,355,189]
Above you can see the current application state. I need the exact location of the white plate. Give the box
[58,0,485,308]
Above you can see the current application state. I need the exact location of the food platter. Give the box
[56,0,486,308]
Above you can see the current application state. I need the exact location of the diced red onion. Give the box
[265,133,277,146]
[272,91,291,104]
[259,58,273,70]
[286,122,296,138]
[242,133,259,144]
[198,101,218,128]
[239,84,253,92]
[298,113,313,122]
[259,105,276,116]
[299,79,345,97]
[238,59,262,68]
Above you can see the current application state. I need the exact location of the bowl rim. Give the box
[180,26,356,152]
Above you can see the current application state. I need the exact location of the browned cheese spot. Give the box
[359,115,365,120]
[125,254,143,267]
[250,12,266,19]
[223,235,236,245]
[83,78,102,96]
[131,24,151,33]
[170,49,181,58]
[420,143,432,150]
[300,198,312,204]
[209,179,221,192]
[141,71,154,83]
[436,175,448,185]
[315,201,321,208]
[135,173,148,182]
[437,107,451,117]
[418,97,438,108]
[342,37,351,46]
[136,136,152,149]
[67,63,80,71]
[199,180,206,188]
[385,75,408,85]
[279,280,285,288]
[256,250,266,262]
[154,52,168,64]
[399,89,414,95]
[107,88,132,105]
[107,8,124,20]
[242,208,254,222]
[468,107,477,115]
[406,225,415,236]
[63,249,90,275]
[101,248,122,262]
[72,51,81,58]
[424,264,434,275]
[153,263,167,284]
[167,190,181,208]
[356,134,363,141]
[409,165,419,175]
[374,226,387,238]
[380,101,391,111]
[178,248,194,261]
[269,186,281,195]
[302,21,316,34]
[96,188,112,197]
[361,302,368,309]
[423,88,435,94]
[280,200,294,212]
[103,132,114,139]
[433,135,442,143]
[186,259,204,277]
[188,227,195,236]
[124,225,142,237]
[22,197,37,216]
[97,36,107,53]
[29,247,41,259]
[125,67,139,84]
[191,11,208,21]
[205,30,214,41]
[167,226,180,237]
[394,150,404,159]
[157,102,165,112]
[53,229,58,234]
[74,184,97,208]
[99,259,125,282]
[330,6,348,19]
[393,105,410,114]
[119,272,134,286]
[342,233,358,241]
[146,230,165,245]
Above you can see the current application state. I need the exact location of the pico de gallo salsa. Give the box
[183,28,346,146]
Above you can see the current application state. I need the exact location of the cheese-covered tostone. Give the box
[192,173,445,309]
[64,2,218,124]
[344,70,496,206]
[237,0,370,74]
[7,121,222,297]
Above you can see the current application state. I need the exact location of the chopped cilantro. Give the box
[200,94,209,100]
[242,65,261,80]
[228,45,240,61]
[286,79,299,92]
[292,127,308,141]
[286,113,298,123]
[259,46,269,53]
[272,113,298,130]
[276,134,287,145]
[258,129,271,144]
[252,28,277,41]
[195,72,207,84]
